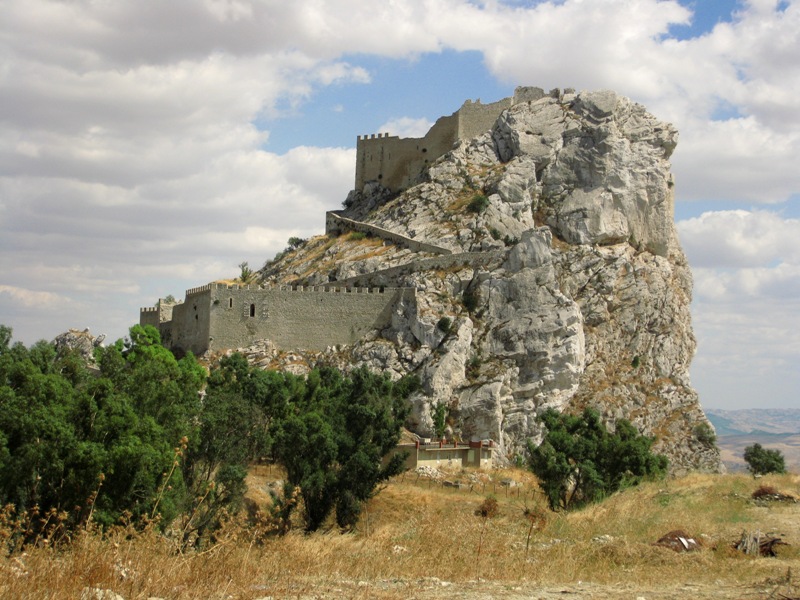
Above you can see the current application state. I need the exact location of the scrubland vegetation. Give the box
[2,324,800,598]
[1,469,800,598]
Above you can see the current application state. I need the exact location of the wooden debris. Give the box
[733,530,788,557]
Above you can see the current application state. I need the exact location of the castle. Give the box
[354,86,547,193]
[141,87,546,356]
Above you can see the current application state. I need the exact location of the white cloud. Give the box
[377,117,435,139]
[678,210,800,268]
[0,285,65,309]
[677,208,800,408]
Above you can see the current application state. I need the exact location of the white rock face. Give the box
[260,89,722,473]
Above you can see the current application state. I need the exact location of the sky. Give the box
[0,0,798,411]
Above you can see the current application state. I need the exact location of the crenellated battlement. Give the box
[186,284,212,296]
[356,132,392,141]
[141,281,415,355]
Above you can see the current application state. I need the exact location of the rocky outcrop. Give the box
[259,87,722,474]
[53,328,105,364]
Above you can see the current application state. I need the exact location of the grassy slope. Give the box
[2,468,800,599]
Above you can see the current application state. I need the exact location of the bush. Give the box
[467,194,489,213]
[286,237,306,250]
[462,288,480,313]
[271,367,418,531]
[436,317,452,333]
[743,443,786,476]
[693,422,716,446]
[0,325,207,539]
[238,261,255,284]
[349,231,367,241]
[432,402,447,440]
[528,408,668,511]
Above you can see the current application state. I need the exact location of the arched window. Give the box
[249,303,256,317]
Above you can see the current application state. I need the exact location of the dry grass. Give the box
[2,469,800,598]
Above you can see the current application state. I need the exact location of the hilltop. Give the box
[146,87,721,473]
[256,87,720,473]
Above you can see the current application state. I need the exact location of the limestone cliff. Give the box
[258,87,722,474]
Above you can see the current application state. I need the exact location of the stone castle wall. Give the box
[331,250,508,289]
[354,96,514,193]
[141,284,414,355]
[325,211,452,255]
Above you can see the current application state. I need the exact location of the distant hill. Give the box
[706,409,800,472]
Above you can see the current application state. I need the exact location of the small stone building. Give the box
[395,439,495,470]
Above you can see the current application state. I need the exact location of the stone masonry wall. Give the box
[141,284,415,355]
[331,250,508,289]
[169,287,212,354]
[354,95,514,193]
[325,211,452,255]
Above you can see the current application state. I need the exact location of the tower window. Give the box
[249,304,256,317]
[229,298,233,308]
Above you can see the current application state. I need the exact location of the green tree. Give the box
[238,261,256,284]
[528,408,668,511]
[271,366,417,531]
[743,443,786,476]
[0,326,193,535]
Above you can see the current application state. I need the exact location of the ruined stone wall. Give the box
[355,112,458,193]
[456,97,514,140]
[331,250,508,289]
[140,306,160,328]
[325,211,452,255]
[354,95,515,193]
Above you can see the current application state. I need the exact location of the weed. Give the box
[467,194,490,213]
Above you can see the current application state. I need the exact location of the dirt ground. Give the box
[244,577,798,599]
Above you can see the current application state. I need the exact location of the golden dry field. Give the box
[2,467,800,599]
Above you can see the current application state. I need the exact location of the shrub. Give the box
[693,422,716,446]
[238,261,255,284]
[743,443,786,476]
[349,231,367,241]
[436,316,452,333]
[467,194,489,213]
[528,408,668,511]
[466,354,481,377]
[286,237,306,250]
[432,402,447,440]
[462,288,480,313]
